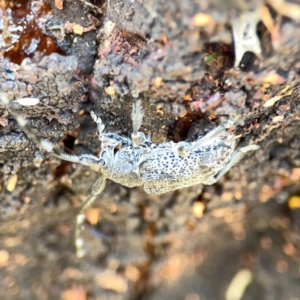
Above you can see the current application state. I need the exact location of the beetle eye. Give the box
[99,155,108,169]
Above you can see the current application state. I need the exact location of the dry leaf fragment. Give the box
[288,196,300,210]
[6,174,18,192]
[62,286,86,300]
[264,95,283,107]
[0,250,10,266]
[85,208,100,225]
[13,98,39,106]
[269,0,300,22]
[125,265,141,282]
[225,269,253,300]
[192,13,215,28]
[73,24,84,35]
[55,0,63,10]
[192,202,205,218]
[272,115,284,123]
[259,72,285,84]
[95,270,128,293]
[154,77,163,87]
[259,6,281,49]
[263,86,292,107]
[105,86,116,95]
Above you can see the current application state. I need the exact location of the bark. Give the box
[0,0,300,299]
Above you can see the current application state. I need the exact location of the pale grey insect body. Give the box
[0,92,258,257]
[103,130,235,194]
[92,101,237,195]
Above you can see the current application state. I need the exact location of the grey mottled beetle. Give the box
[0,93,259,257]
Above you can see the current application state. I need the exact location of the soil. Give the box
[0,0,300,299]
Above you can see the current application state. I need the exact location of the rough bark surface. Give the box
[0,0,300,299]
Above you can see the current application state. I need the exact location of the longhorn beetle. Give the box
[0,92,259,257]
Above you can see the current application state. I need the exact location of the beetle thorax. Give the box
[101,145,144,188]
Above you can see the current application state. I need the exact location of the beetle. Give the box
[0,92,259,257]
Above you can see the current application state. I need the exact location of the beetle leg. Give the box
[175,126,226,157]
[75,176,106,258]
[215,144,260,180]
[52,152,104,170]
[0,92,103,168]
